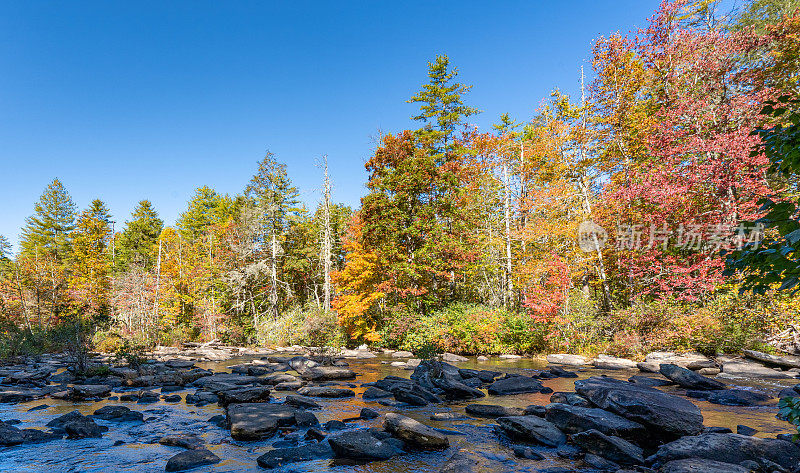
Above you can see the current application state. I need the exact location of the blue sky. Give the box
[0,0,661,250]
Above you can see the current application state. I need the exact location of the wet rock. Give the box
[165,359,195,369]
[572,429,643,465]
[71,384,112,399]
[659,364,725,390]
[383,413,449,450]
[137,390,160,403]
[305,427,326,441]
[256,441,333,468]
[544,403,645,439]
[459,369,500,383]
[648,433,800,470]
[487,375,545,395]
[164,449,220,472]
[547,354,588,366]
[703,426,732,434]
[439,448,499,473]
[0,422,25,445]
[432,374,485,400]
[735,425,756,436]
[686,388,772,406]
[392,351,413,358]
[512,445,544,460]
[394,388,430,406]
[360,407,380,419]
[297,386,354,398]
[299,366,356,381]
[159,434,205,450]
[294,410,319,427]
[284,395,321,410]
[273,380,302,391]
[465,404,524,418]
[92,405,144,422]
[549,392,591,407]
[592,354,637,370]
[658,458,749,473]
[574,376,703,439]
[207,414,226,428]
[0,387,40,404]
[20,428,62,443]
[628,375,673,388]
[185,391,218,406]
[161,385,183,393]
[548,366,578,378]
[721,360,795,379]
[64,416,107,439]
[226,403,297,440]
[217,386,271,406]
[583,453,620,470]
[362,386,393,399]
[328,430,400,461]
[742,349,800,369]
[163,394,182,402]
[262,373,300,385]
[323,420,346,431]
[496,416,566,447]
[430,412,468,421]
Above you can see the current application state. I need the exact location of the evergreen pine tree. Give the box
[19,178,77,262]
[117,200,163,271]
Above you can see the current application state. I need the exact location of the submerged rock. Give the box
[328,430,400,461]
[226,403,297,440]
[571,429,643,466]
[256,441,333,468]
[92,405,144,422]
[686,388,772,406]
[159,434,205,450]
[465,404,524,418]
[0,422,25,446]
[487,376,545,395]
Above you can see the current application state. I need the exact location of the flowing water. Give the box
[0,355,796,472]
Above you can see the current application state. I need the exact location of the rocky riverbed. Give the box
[1,345,799,472]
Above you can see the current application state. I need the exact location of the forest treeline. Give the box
[2,0,800,358]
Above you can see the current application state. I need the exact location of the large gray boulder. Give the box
[0,422,25,446]
[256,442,333,468]
[544,403,645,439]
[216,386,271,406]
[574,376,703,439]
[572,429,644,466]
[648,433,800,470]
[328,430,400,461]
[546,354,588,366]
[496,416,566,447]
[721,360,795,379]
[297,386,354,398]
[383,413,449,450]
[659,364,725,390]
[465,404,525,418]
[487,376,544,395]
[742,349,800,369]
[299,366,356,381]
[165,449,220,472]
[592,354,637,370]
[226,403,297,440]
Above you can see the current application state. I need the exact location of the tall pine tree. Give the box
[118,200,164,272]
[20,178,77,262]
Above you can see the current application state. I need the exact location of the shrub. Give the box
[256,304,345,348]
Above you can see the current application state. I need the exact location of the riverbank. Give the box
[1,345,799,472]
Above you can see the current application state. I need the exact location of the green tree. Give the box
[118,200,164,271]
[19,178,76,262]
[70,201,113,319]
[176,186,233,241]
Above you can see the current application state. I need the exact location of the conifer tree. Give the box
[19,178,77,262]
[118,200,163,271]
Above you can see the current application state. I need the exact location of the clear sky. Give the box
[0,0,660,251]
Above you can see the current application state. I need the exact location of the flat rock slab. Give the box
[217,386,271,406]
[547,354,588,366]
[743,349,800,369]
[574,376,703,439]
[649,433,800,470]
[328,430,399,461]
[297,386,355,398]
[165,449,220,472]
[496,415,566,447]
[721,361,795,379]
[299,366,356,381]
[256,442,333,468]
[384,412,449,450]
[592,355,637,370]
[659,458,750,473]
[687,388,773,406]
[465,404,525,418]
[0,388,40,403]
[544,403,645,439]
[226,403,297,440]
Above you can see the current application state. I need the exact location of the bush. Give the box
[255,305,345,348]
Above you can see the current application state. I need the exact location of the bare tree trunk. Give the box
[503,158,513,308]
[153,237,162,339]
[270,230,278,320]
[321,155,333,314]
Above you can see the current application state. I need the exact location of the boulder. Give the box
[0,422,25,446]
[628,375,673,387]
[465,404,524,418]
[360,407,380,419]
[487,376,544,395]
[572,429,643,465]
[392,351,414,358]
[363,387,393,399]
[592,354,637,370]
[159,434,205,450]
[721,360,795,379]
[574,376,703,439]
[226,403,297,440]
[645,352,715,370]
[216,386,271,406]
[438,448,500,473]
[383,413,449,449]
[648,433,800,470]
[262,373,300,385]
[71,384,112,399]
[549,392,591,407]
[659,364,725,390]
[0,387,39,403]
[47,411,108,439]
[432,374,485,400]
[92,405,144,422]
[546,354,588,366]
[496,416,566,447]
[164,449,220,472]
[686,388,772,406]
[659,458,750,473]
[394,388,430,406]
[742,349,800,369]
[297,386,355,398]
[256,442,333,468]
[328,430,400,461]
[544,403,645,439]
[441,353,468,363]
[284,395,321,410]
[299,366,356,381]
